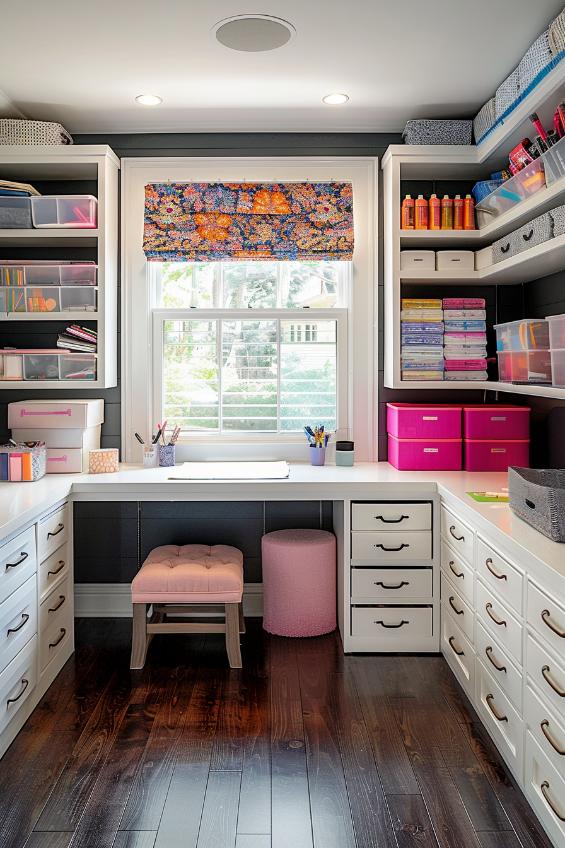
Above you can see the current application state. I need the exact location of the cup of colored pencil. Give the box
[304,425,330,467]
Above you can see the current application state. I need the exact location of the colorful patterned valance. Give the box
[143,182,354,261]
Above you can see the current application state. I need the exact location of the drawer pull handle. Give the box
[541,609,565,638]
[485,694,508,723]
[6,678,29,707]
[47,561,66,577]
[449,526,465,542]
[448,597,464,616]
[541,665,565,698]
[448,636,464,656]
[540,781,565,822]
[540,720,565,755]
[5,551,29,571]
[485,558,507,581]
[485,602,506,627]
[449,561,464,579]
[485,646,506,673]
[6,613,30,636]
[48,595,66,613]
[374,515,409,524]
[500,243,511,254]
[522,228,534,242]
[47,523,64,539]
[375,580,409,589]
[49,628,66,649]
[374,543,409,552]
[374,619,409,629]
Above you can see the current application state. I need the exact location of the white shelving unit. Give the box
[0,146,119,389]
[382,60,565,398]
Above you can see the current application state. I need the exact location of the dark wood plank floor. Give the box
[0,619,554,848]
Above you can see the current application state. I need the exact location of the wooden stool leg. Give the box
[238,602,246,634]
[225,603,242,668]
[130,603,148,669]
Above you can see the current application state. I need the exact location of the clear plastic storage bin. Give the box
[10,262,98,286]
[550,349,565,387]
[59,354,96,380]
[494,319,550,352]
[476,159,546,227]
[0,352,24,380]
[31,195,97,228]
[547,313,565,349]
[542,135,565,185]
[497,350,552,383]
[0,197,32,228]
[23,353,60,380]
[0,288,26,313]
[60,287,97,312]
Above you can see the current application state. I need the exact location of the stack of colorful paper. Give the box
[443,298,487,381]
[401,298,444,381]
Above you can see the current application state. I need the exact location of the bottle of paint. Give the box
[429,194,441,230]
[401,194,415,229]
[414,195,429,230]
[441,195,453,229]
[463,194,475,230]
[453,194,464,230]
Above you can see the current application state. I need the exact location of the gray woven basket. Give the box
[508,467,565,542]
[519,31,552,90]
[402,119,472,145]
[495,68,520,118]
[0,119,73,146]
[549,8,565,55]
[550,203,565,237]
[492,211,553,262]
[473,98,496,143]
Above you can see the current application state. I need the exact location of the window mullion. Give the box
[276,318,281,434]
[217,318,223,434]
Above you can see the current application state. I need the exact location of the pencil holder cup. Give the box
[309,446,326,467]
[159,444,176,467]
[143,445,159,468]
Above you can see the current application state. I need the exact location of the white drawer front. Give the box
[351,531,431,563]
[441,541,474,606]
[528,582,565,659]
[476,579,523,665]
[441,506,474,565]
[476,537,523,616]
[475,619,522,712]
[527,634,565,725]
[525,732,565,846]
[441,614,475,699]
[38,504,69,563]
[39,573,72,636]
[0,635,37,736]
[476,661,523,779]
[0,526,36,606]
[351,606,432,639]
[351,502,432,532]
[525,685,565,782]
[0,576,37,676]
[39,543,70,602]
[441,573,474,644]
[351,568,432,602]
[40,602,72,673]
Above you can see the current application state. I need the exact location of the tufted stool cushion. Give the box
[132,544,244,604]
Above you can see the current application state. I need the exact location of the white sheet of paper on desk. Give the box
[169,461,291,480]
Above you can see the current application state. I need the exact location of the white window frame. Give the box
[121,157,378,462]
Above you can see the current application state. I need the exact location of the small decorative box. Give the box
[0,442,46,481]
[88,448,119,473]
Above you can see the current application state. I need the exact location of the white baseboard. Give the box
[74,582,264,618]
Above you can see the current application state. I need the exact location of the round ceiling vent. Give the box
[214,14,295,52]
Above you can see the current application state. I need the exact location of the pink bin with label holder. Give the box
[464,440,529,472]
[388,435,462,471]
[463,406,530,440]
[387,403,462,440]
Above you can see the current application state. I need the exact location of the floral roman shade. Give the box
[143,182,354,261]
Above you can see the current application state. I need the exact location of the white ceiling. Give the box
[0,0,563,134]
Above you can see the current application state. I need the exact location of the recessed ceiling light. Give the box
[322,93,349,105]
[213,15,295,52]
[135,94,163,106]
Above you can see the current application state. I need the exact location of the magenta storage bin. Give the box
[387,403,462,440]
[463,406,530,440]
[388,435,462,471]
[464,439,529,472]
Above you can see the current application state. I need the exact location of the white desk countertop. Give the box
[0,462,563,582]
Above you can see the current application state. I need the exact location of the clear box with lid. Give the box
[547,313,565,349]
[494,319,550,352]
[476,158,546,226]
[497,350,552,383]
[31,195,97,228]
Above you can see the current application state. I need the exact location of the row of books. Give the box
[57,324,97,353]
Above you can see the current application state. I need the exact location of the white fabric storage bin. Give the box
[436,251,475,271]
[400,250,435,270]
[519,31,552,91]
[475,246,493,270]
[8,399,104,429]
[45,448,84,474]
[12,426,101,473]
[495,68,520,118]
[474,98,496,144]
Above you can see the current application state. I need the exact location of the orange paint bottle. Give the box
[429,194,441,230]
[453,194,464,230]
[414,195,429,230]
[401,194,415,229]
[441,195,453,229]
[463,194,475,230]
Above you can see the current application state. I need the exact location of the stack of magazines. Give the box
[0,179,40,197]
[57,325,97,353]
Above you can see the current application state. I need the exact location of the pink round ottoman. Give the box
[262,529,336,637]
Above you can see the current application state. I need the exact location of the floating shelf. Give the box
[387,380,565,398]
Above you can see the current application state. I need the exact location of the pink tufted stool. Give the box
[262,529,336,637]
[130,544,244,669]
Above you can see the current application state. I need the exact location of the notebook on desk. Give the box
[168,460,291,480]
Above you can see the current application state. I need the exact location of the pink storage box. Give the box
[388,435,462,471]
[463,406,530,440]
[444,359,488,370]
[464,439,529,472]
[46,448,84,474]
[442,298,486,309]
[387,403,462,439]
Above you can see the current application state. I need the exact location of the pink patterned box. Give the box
[463,406,530,440]
[442,298,486,309]
[464,439,529,472]
[387,403,462,439]
[388,435,462,471]
[444,359,488,370]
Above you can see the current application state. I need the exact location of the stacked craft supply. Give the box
[8,399,104,474]
[400,298,444,381]
[387,403,462,471]
[463,405,530,472]
[443,297,488,381]
[57,324,97,353]
[0,442,46,481]
[401,193,475,230]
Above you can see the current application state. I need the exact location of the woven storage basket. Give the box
[550,203,565,237]
[508,467,565,542]
[402,119,472,145]
[549,7,565,55]
[495,68,520,119]
[492,212,553,262]
[519,31,552,91]
[0,119,73,146]
[473,98,496,144]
